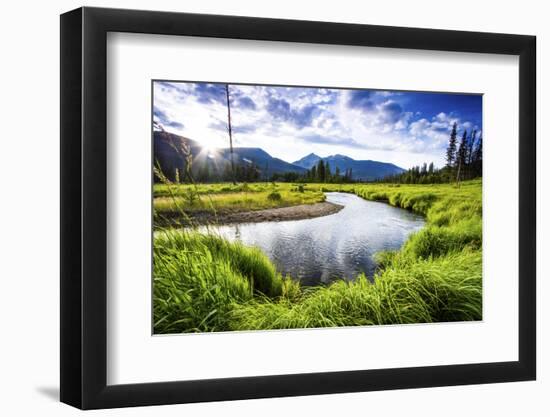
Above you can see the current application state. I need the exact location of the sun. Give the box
[199,143,218,159]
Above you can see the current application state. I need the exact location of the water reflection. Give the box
[203,193,425,286]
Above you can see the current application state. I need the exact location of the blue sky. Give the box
[153,81,482,168]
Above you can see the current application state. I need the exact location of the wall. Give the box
[0,0,546,415]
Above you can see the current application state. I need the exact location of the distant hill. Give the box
[154,131,305,182]
[293,153,404,181]
[220,147,307,177]
[154,130,404,182]
[293,153,323,169]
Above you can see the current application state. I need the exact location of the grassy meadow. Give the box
[154,182,325,225]
[153,179,482,333]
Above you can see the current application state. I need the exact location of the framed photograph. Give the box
[60,6,536,409]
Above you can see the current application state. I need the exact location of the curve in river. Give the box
[203,192,425,286]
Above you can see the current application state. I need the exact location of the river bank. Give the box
[156,201,344,227]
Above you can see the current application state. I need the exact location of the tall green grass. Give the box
[153,230,300,333]
[153,179,482,333]
[229,251,481,330]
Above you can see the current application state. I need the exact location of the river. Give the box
[200,192,425,286]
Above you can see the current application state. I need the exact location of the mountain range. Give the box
[293,153,404,181]
[154,130,404,182]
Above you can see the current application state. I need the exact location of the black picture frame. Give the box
[60,6,536,410]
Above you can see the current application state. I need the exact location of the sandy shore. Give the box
[158,201,344,227]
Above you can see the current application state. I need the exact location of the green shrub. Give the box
[267,191,282,201]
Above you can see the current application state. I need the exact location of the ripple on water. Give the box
[202,192,425,286]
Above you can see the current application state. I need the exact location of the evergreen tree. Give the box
[198,163,210,182]
[467,130,477,165]
[316,159,325,182]
[222,163,233,182]
[421,162,428,175]
[325,161,331,183]
[474,134,483,163]
[456,130,468,182]
[472,134,483,177]
[335,166,341,182]
[446,122,458,168]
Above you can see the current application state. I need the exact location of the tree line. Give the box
[164,157,356,184]
[278,159,354,184]
[193,160,261,183]
[188,159,355,183]
[377,162,446,184]
[379,122,482,184]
